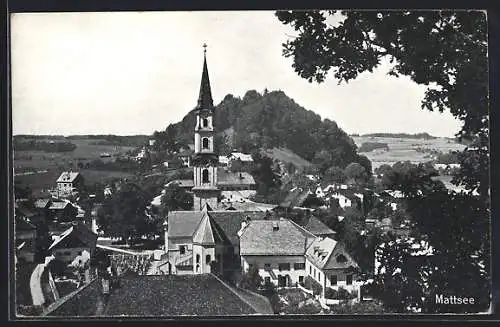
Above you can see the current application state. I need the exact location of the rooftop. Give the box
[303,216,336,237]
[56,171,80,183]
[239,218,316,256]
[305,237,359,271]
[47,274,270,316]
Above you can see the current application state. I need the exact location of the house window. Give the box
[346,274,353,285]
[196,254,200,264]
[264,263,271,270]
[202,118,208,128]
[202,138,209,149]
[179,245,186,255]
[309,266,312,274]
[294,263,305,270]
[299,276,304,284]
[330,275,338,285]
[202,169,209,183]
[264,277,271,284]
[278,263,290,271]
[318,273,321,282]
[206,255,211,264]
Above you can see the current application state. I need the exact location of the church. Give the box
[163,46,271,277]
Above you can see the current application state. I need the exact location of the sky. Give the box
[11,11,464,137]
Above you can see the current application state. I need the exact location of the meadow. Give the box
[13,138,137,195]
[352,136,466,170]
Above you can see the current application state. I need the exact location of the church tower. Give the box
[192,44,220,211]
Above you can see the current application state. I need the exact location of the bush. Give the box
[304,276,323,296]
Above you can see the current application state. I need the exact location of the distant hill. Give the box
[162,89,370,173]
[13,135,149,147]
[361,132,437,140]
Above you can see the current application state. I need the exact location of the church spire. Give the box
[197,43,214,111]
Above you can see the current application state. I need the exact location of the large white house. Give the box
[239,218,316,287]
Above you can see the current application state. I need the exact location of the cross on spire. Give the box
[203,43,207,55]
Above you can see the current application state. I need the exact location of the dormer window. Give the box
[336,254,348,263]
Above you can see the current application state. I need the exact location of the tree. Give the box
[276,10,488,195]
[97,183,154,242]
[323,165,346,184]
[343,162,368,185]
[240,265,262,292]
[160,183,193,215]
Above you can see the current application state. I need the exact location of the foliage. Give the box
[160,183,194,215]
[250,153,282,197]
[13,139,77,152]
[323,166,346,184]
[325,287,357,300]
[240,265,262,292]
[162,90,369,174]
[380,161,442,196]
[358,142,389,153]
[435,150,460,164]
[343,162,368,185]
[304,276,323,296]
[48,258,68,277]
[261,280,282,314]
[97,183,158,241]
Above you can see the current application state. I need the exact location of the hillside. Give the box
[262,147,313,170]
[160,89,369,174]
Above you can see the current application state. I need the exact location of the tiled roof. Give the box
[56,171,80,183]
[34,198,52,209]
[192,212,230,246]
[210,211,268,247]
[47,274,269,316]
[305,237,359,270]
[49,201,70,210]
[168,179,194,188]
[240,219,316,256]
[220,201,277,212]
[303,216,336,237]
[168,211,205,238]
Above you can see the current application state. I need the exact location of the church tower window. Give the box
[206,254,211,264]
[202,169,210,183]
[202,137,209,149]
[202,118,208,128]
[196,254,200,264]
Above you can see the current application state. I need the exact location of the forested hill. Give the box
[160,89,371,174]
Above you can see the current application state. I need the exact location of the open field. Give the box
[13,138,136,173]
[352,136,466,170]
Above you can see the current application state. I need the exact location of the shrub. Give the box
[304,276,323,296]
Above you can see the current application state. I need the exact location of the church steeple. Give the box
[197,44,214,111]
[192,43,220,211]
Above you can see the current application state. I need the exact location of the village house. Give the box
[305,237,361,301]
[48,222,98,264]
[47,200,78,223]
[56,171,84,197]
[239,218,316,288]
[177,148,194,167]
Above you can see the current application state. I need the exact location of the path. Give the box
[30,264,46,306]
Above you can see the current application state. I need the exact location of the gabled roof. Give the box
[49,201,71,210]
[192,212,229,246]
[49,223,97,251]
[303,216,336,237]
[168,211,205,238]
[56,171,80,183]
[219,200,277,212]
[168,179,194,188]
[34,198,52,209]
[305,237,359,271]
[47,274,271,316]
[240,218,316,256]
[210,211,268,247]
[229,152,253,162]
